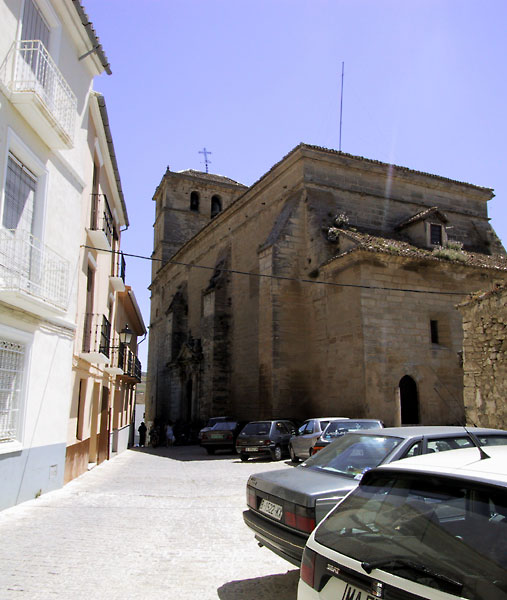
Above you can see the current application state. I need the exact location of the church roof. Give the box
[252,143,493,194]
[175,169,246,187]
[324,228,507,272]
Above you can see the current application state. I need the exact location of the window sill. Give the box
[0,440,23,455]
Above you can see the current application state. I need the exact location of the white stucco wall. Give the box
[0,0,99,510]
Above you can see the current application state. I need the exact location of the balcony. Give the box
[0,228,69,317]
[105,343,141,382]
[109,252,126,293]
[104,345,124,375]
[80,313,110,364]
[87,194,114,251]
[0,41,76,149]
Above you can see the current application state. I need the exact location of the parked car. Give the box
[299,444,507,600]
[200,420,244,454]
[236,420,298,461]
[198,416,235,441]
[243,426,507,566]
[289,417,349,461]
[311,419,384,454]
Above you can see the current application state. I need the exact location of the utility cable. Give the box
[82,245,473,297]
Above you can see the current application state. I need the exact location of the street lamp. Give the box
[119,324,133,345]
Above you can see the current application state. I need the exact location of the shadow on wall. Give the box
[218,570,299,600]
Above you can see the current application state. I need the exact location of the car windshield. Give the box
[315,472,507,600]
[301,434,402,478]
[242,422,271,435]
[323,420,382,439]
[212,421,237,430]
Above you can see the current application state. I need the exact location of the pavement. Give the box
[0,445,300,600]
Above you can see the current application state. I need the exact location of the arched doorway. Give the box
[399,375,419,424]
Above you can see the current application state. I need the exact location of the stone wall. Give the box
[459,286,507,429]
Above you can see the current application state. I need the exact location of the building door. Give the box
[400,375,419,424]
[97,386,109,464]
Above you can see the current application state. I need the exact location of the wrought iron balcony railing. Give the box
[82,313,111,361]
[0,40,76,147]
[0,228,69,313]
[115,252,126,283]
[109,251,126,292]
[89,194,114,250]
[117,343,142,382]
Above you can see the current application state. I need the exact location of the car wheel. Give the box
[289,445,299,463]
[205,447,215,455]
[271,445,283,461]
[239,453,249,462]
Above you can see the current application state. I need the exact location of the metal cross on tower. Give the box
[199,147,212,173]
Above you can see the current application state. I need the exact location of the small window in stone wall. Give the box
[430,223,443,245]
[190,191,200,212]
[211,195,222,218]
[430,319,439,344]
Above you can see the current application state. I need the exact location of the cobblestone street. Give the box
[0,446,299,600]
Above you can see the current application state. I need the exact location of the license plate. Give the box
[259,498,283,520]
[245,447,258,452]
[210,433,224,439]
[340,582,376,600]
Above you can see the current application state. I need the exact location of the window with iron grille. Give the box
[0,339,25,443]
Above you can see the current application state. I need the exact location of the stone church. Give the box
[146,144,507,428]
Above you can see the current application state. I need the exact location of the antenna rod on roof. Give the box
[339,61,344,152]
[464,427,491,461]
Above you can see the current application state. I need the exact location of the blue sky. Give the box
[84,0,507,366]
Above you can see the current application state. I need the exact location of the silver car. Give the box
[289,417,348,461]
[243,426,507,566]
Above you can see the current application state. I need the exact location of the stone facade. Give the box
[147,144,507,428]
[458,285,507,429]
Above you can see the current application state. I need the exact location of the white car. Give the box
[289,417,348,461]
[298,444,507,600]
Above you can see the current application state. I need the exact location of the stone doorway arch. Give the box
[399,375,420,424]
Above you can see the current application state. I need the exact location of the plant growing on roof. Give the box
[327,227,340,242]
[445,239,464,251]
[432,244,467,262]
[333,212,349,228]
[327,212,350,242]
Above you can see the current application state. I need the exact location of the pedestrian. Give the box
[138,421,147,447]
[166,421,175,446]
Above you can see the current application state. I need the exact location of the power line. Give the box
[81,245,471,297]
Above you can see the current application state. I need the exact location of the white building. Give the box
[0,0,143,510]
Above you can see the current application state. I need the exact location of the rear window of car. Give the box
[323,420,382,439]
[212,421,237,430]
[315,472,507,599]
[242,422,271,435]
[479,435,507,446]
[302,434,402,478]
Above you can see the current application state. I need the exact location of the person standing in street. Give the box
[138,421,147,447]
[166,421,175,447]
